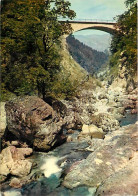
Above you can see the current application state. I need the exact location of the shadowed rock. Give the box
[5,96,66,151]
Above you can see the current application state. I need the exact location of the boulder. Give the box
[61,99,83,130]
[81,124,89,134]
[91,113,120,132]
[80,124,104,139]
[131,108,138,114]
[66,135,73,142]
[0,146,32,179]
[123,98,136,110]
[89,125,104,139]
[11,141,20,146]
[67,129,75,134]
[5,96,66,151]
[63,124,138,194]
[9,178,22,188]
[61,90,96,128]
[96,152,138,196]
[9,160,32,177]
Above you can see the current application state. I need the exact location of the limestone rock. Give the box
[61,90,96,127]
[96,152,138,196]
[5,96,66,151]
[80,124,104,139]
[82,124,89,134]
[9,178,22,188]
[0,146,32,178]
[11,141,20,146]
[63,124,138,193]
[91,113,119,132]
[66,136,73,142]
[89,125,104,139]
[9,160,32,177]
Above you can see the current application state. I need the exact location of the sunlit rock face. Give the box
[0,146,33,182]
[78,124,104,140]
[63,123,138,196]
[95,152,138,196]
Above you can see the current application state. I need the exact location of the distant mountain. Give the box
[74,34,112,52]
[66,35,109,75]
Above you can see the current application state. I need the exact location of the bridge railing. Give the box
[59,18,116,23]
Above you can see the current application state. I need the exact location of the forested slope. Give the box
[109,0,137,79]
[66,35,109,75]
[1,0,81,101]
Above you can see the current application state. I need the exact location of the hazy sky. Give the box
[69,0,127,35]
[69,0,126,21]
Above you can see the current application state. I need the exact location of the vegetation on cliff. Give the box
[1,0,78,100]
[110,0,137,76]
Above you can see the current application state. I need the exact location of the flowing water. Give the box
[120,110,137,126]
[2,131,96,196]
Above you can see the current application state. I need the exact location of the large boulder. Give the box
[0,146,32,181]
[96,152,138,196]
[5,96,66,151]
[63,124,138,195]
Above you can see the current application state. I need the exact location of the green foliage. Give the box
[110,0,137,75]
[125,0,136,7]
[50,74,79,99]
[1,0,76,100]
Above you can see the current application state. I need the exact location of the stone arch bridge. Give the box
[60,19,116,35]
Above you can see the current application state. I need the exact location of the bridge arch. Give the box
[64,21,116,35]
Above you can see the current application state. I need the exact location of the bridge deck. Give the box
[59,19,116,25]
[64,21,116,25]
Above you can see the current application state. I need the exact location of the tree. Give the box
[1,0,76,100]
[110,0,137,75]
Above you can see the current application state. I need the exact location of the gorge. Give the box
[0,0,137,196]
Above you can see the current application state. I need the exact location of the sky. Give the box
[69,0,127,35]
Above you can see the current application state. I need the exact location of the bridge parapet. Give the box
[60,18,116,24]
[60,19,116,34]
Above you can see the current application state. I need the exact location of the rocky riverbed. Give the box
[0,84,137,196]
